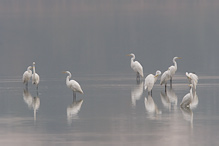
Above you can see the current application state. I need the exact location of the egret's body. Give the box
[63,71,83,99]
[180,84,194,108]
[32,62,40,90]
[127,53,144,81]
[186,72,198,90]
[160,69,171,91]
[145,70,161,95]
[168,57,181,85]
[22,66,32,87]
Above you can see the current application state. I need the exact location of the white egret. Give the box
[22,66,32,87]
[180,84,194,108]
[127,53,144,82]
[32,62,40,90]
[186,72,198,90]
[63,71,84,99]
[168,57,181,85]
[144,70,161,95]
[160,69,171,92]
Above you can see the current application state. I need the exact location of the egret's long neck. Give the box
[33,66,36,78]
[27,67,32,73]
[131,56,135,65]
[190,87,194,100]
[66,73,71,86]
[173,59,177,70]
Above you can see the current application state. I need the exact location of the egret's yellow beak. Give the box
[178,57,182,59]
[188,84,192,87]
[154,74,159,77]
[62,71,67,74]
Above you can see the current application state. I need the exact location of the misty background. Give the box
[0,0,218,78]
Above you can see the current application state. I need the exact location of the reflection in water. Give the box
[145,95,161,119]
[160,91,171,110]
[131,82,143,108]
[67,99,83,125]
[23,89,40,121]
[166,87,178,109]
[160,86,178,110]
[180,107,193,128]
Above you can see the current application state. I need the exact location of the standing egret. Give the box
[127,53,144,82]
[180,84,194,108]
[22,66,32,88]
[63,71,84,99]
[144,70,161,95]
[168,57,181,85]
[186,72,198,91]
[160,69,171,92]
[32,62,40,90]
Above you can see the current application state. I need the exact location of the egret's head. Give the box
[156,70,162,76]
[33,62,36,65]
[127,53,135,57]
[173,57,182,60]
[63,71,70,74]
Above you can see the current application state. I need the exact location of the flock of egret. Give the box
[23,54,198,110]
[127,53,198,108]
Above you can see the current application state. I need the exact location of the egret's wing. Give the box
[133,61,144,77]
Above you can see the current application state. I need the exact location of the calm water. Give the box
[0,0,219,145]
[0,75,219,146]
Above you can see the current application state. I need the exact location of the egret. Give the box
[32,62,40,90]
[144,70,161,95]
[63,71,84,99]
[160,69,171,92]
[186,72,198,91]
[127,53,144,82]
[22,66,32,88]
[180,84,194,108]
[168,57,181,85]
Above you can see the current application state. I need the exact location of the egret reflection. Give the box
[180,106,193,128]
[166,87,178,108]
[160,91,171,110]
[67,98,83,125]
[23,89,40,121]
[131,82,143,108]
[145,95,161,119]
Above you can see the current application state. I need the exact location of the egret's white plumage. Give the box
[32,62,40,89]
[186,72,198,90]
[168,57,181,80]
[23,66,32,86]
[63,71,83,98]
[127,53,144,80]
[180,84,194,108]
[144,70,161,94]
[160,69,171,91]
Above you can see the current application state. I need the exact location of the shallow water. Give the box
[0,75,218,146]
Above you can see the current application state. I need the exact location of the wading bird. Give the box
[127,53,144,82]
[32,62,40,90]
[168,57,181,85]
[180,84,194,108]
[22,66,32,88]
[160,69,171,92]
[145,70,161,95]
[186,72,198,91]
[63,71,84,99]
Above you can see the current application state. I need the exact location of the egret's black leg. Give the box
[170,77,172,87]
[165,84,167,93]
[73,91,76,102]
